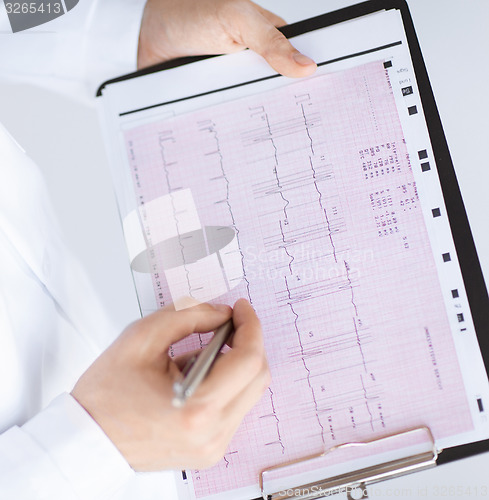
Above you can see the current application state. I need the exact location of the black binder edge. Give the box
[96,0,489,473]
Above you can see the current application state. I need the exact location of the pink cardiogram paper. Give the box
[124,61,473,498]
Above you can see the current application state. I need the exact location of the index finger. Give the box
[195,299,268,406]
[129,302,232,361]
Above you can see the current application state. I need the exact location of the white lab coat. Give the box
[0,2,178,498]
[0,0,146,98]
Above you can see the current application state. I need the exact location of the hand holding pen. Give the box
[72,299,270,471]
[172,318,235,407]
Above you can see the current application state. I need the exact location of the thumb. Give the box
[235,6,317,78]
[133,302,232,360]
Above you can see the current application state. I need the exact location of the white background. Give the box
[0,0,488,498]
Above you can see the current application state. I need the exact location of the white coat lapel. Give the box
[0,123,117,353]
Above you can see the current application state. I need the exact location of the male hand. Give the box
[138,0,317,77]
[71,299,269,471]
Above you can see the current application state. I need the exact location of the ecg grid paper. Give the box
[123,61,473,499]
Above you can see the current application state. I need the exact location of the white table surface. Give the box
[0,1,488,498]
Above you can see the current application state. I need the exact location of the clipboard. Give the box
[97,1,489,499]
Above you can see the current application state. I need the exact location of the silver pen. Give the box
[172,319,234,407]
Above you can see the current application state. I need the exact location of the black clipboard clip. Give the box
[260,427,438,500]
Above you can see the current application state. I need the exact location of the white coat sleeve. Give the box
[0,0,146,99]
[0,393,134,500]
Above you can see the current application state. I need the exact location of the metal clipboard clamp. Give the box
[260,427,439,500]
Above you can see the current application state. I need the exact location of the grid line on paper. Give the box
[122,61,473,499]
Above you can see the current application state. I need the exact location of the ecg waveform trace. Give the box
[123,61,473,499]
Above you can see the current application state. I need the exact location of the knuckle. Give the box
[179,402,216,435]
[195,302,215,313]
[195,440,225,468]
[123,319,144,339]
[219,0,249,18]
[132,313,170,341]
[261,29,288,57]
[180,407,207,434]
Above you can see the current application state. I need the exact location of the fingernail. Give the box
[293,52,316,66]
